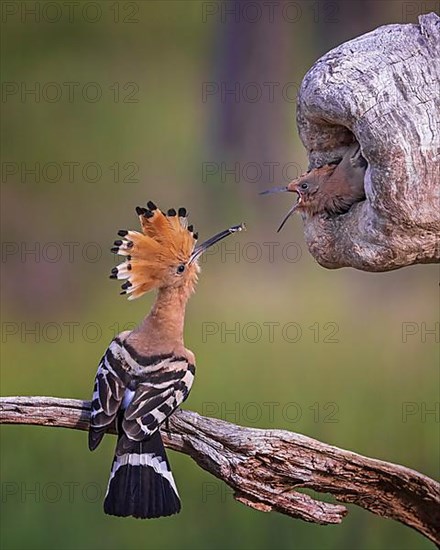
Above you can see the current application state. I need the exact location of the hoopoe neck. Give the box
[134,286,189,354]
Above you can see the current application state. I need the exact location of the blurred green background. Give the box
[1,2,438,549]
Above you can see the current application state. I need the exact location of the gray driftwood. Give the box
[296,12,440,271]
[1,396,439,545]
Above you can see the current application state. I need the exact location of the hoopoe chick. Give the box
[89,201,244,519]
[261,143,367,231]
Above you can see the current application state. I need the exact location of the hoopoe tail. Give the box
[104,431,181,519]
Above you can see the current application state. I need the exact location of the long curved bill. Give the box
[189,223,246,264]
[277,199,301,233]
[259,184,301,232]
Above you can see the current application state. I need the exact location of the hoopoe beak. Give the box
[259,182,302,232]
[259,185,289,195]
[189,223,246,264]
[277,199,302,233]
[277,180,303,232]
[260,178,304,195]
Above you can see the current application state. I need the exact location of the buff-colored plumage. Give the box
[110,202,198,300]
[261,143,367,230]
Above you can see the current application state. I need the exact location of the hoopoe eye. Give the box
[300,183,308,190]
[176,264,186,274]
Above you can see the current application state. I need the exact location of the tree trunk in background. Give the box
[205,11,295,224]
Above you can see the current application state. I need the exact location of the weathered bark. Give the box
[296,12,440,271]
[1,396,439,545]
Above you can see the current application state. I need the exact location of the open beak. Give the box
[259,185,289,196]
[259,183,302,232]
[189,223,246,264]
[277,196,302,232]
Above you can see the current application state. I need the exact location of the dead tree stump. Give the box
[296,12,440,271]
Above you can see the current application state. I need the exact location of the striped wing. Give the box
[89,339,129,450]
[89,338,195,453]
[121,356,195,445]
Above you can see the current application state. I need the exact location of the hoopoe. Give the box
[89,201,244,519]
[261,143,367,231]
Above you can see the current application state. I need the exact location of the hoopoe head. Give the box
[110,201,245,300]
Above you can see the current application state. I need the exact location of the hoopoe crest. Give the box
[110,202,206,299]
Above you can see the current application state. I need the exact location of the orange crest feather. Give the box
[110,202,198,300]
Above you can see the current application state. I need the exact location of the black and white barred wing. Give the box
[121,356,195,446]
[89,339,129,451]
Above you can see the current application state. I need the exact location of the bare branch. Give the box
[1,395,438,544]
[296,12,440,271]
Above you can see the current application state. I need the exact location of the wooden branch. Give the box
[1,396,439,545]
[296,12,440,271]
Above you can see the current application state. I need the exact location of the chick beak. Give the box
[277,196,302,232]
[260,181,303,232]
[259,185,289,196]
[189,223,246,264]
